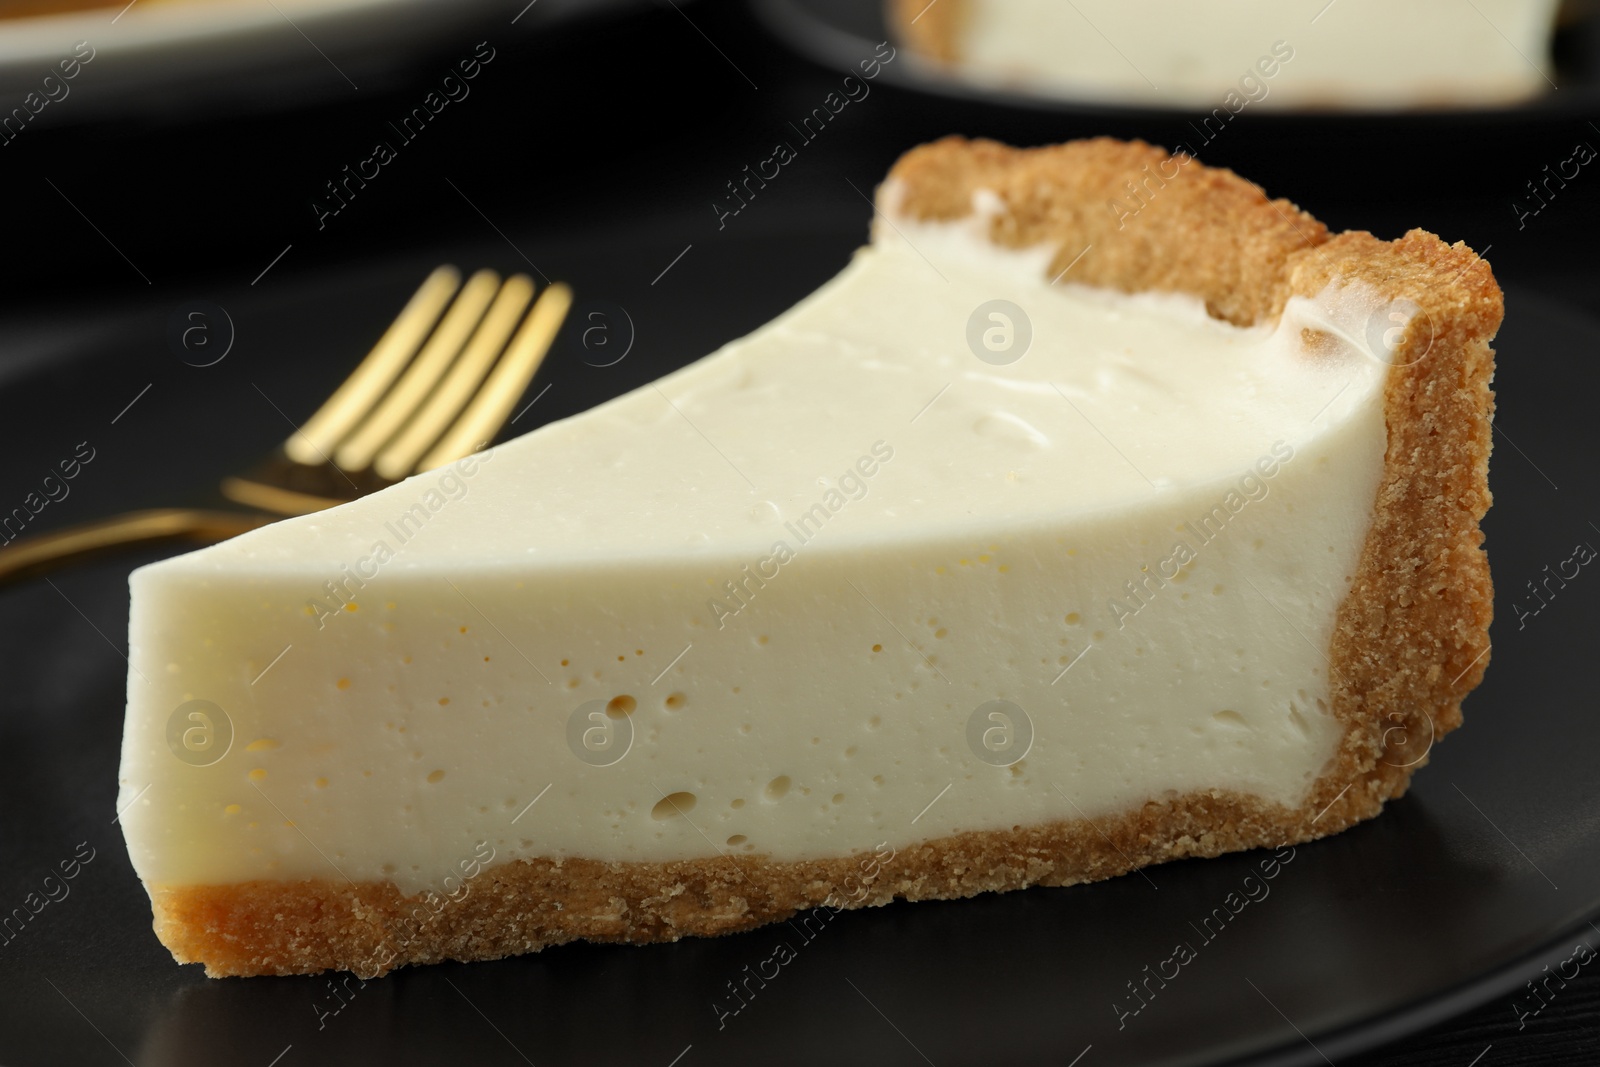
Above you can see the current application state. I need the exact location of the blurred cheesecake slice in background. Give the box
[891,0,1564,109]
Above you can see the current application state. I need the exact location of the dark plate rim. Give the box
[1221,905,1600,1066]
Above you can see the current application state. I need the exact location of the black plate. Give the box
[752,0,1600,126]
[1,217,1598,1067]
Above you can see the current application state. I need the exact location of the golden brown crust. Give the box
[884,136,1330,325]
[155,791,1307,978]
[887,0,965,63]
[1289,230,1497,823]
[152,137,1498,978]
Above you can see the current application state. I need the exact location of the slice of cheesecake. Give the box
[891,0,1561,109]
[118,137,1498,978]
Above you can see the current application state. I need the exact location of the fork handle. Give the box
[0,508,270,586]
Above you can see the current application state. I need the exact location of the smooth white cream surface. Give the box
[119,196,1394,896]
[949,0,1559,109]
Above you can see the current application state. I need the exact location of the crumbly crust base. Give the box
[151,137,1498,978]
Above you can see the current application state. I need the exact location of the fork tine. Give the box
[372,275,535,481]
[335,269,501,472]
[284,265,461,466]
[416,282,572,473]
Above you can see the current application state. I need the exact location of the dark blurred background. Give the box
[3,0,1597,309]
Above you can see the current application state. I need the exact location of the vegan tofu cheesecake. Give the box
[118,137,1498,977]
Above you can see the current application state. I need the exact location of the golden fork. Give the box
[0,266,572,585]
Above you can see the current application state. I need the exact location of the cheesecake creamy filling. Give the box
[120,196,1394,897]
[946,0,1558,108]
